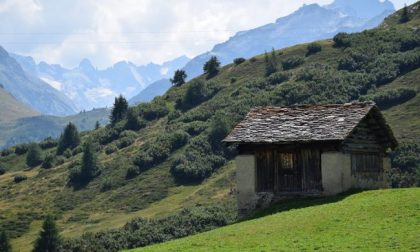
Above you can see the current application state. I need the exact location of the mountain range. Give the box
[11,53,190,111]
[0,46,77,116]
[129,0,396,104]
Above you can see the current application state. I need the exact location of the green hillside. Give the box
[0,108,110,149]
[127,188,420,252]
[0,85,38,122]
[0,3,419,252]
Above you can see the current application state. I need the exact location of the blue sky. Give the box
[0,0,416,68]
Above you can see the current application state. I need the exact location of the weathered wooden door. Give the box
[300,149,322,192]
[275,151,301,192]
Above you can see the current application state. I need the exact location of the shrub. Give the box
[133,131,189,173]
[306,43,322,56]
[105,144,118,155]
[60,206,235,252]
[14,144,29,155]
[116,137,135,149]
[230,77,237,84]
[282,56,304,70]
[360,88,416,109]
[176,80,209,110]
[184,121,208,136]
[233,57,246,65]
[100,179,113,192]
[138,97,169,121]
[26,143,43,167]
[167,110,182,122]
[71,145,83,156]
[1,148,12,157]
[333,32,352,48]
[0,166,5,175]
[125,108,147,130]
[41,155,55,169]
[14,175,27,183]
[39,137,58,150]
[126,166,140,179]
[249,57,257,63]
[267,72,289,85]
[63,149,72,159]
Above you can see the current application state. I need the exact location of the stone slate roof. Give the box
[223,103,397,147]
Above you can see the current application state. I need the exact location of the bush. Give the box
[133,131,190,173]
[360,88,416,109]
[63,149,72,159]
[69,141,100,185]
[138,97,169,121]
[39,137,58,150]
[60,206,235,252]
[0,166,5,175]
[116,137,135,149]
[333,32,352,48]
[26,143,43,167]
[72,145,83,156]
[14,144,29,155]
[1,148,12,157]
[41,155,55,169]
[126,166,140,179]
[100,179,113,192]
[233,57,246,65]
[306,43,322,56]
[14,175,27,183]
[176,80,209,110]
[267,72,289,85]
[125,108,147,130]
[282,56,304,70]
[184,121,208,136]
[388,142,420,188]
[105,145,118,155]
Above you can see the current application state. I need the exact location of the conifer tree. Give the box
[110,95,128,124]
[400,4,410,23]
[56,122,80,155]
[95,120,100,130]
[33,215,61,252]
[170,69,187,86]
[80,140,99,183]
[0,230,11,252]
[26,143,43,167]
[203,56,221,78]
[264,48,279,76]
[125,107,145,130]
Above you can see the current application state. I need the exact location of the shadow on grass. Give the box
[241,189,365,221]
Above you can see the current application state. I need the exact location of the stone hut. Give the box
[223,103,397,215]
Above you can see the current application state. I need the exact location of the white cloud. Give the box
[0,0,415,68]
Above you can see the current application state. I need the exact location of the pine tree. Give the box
[110,95,128,124]
[56,122,80,155]
[203,56,221,78]
[33,215,61,252]
[80,140,99,183]
[26,143,43,167]
[264,48,279,76]
[170,69,187,86]
[95,120,100,130]
[0,230,11,252]
[400,4,410,23]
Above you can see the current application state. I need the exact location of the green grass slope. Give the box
[0,85,38,122]
[0,3,419,251]
[128,188,420,252]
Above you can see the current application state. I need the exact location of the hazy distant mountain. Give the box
[129,78,171,104]
[12,54,190,111]
[182,0,395,78]
[0,84,39,122]
[128,0,395,103]
[0,46,77,116]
